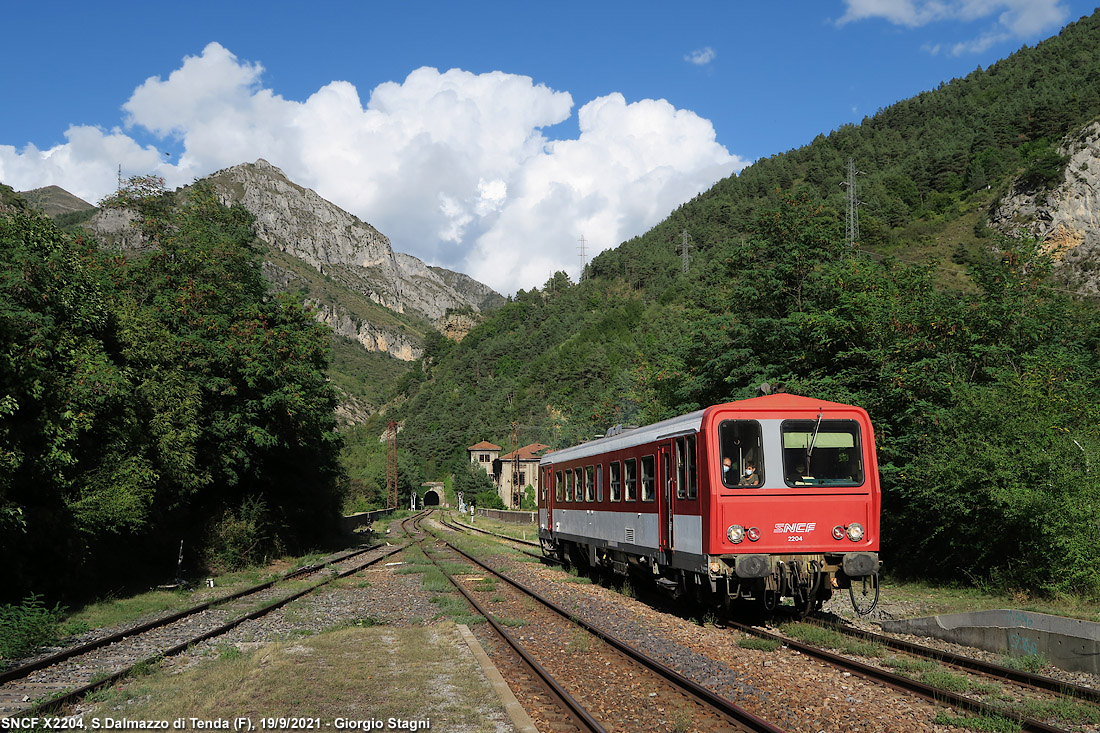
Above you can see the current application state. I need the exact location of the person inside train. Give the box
[787,462,809,484]
[722,456,734,483]
[742,459,760,486]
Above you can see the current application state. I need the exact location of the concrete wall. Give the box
[883,609,1100,674]
[477,508,537,524]
[340,508,394,534]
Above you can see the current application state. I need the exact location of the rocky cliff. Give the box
[990,122,1100,293]
[203,160,499,324]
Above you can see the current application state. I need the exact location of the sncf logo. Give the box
[773,522,816,533]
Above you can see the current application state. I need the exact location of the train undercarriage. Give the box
[543,536,880,617]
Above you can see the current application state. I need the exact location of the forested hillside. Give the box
[380,11,1100,598]
[0,183,343,602]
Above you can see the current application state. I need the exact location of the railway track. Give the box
[0,532,413,718]
[804,615,1100,704]
[420,512,785,733]
[730,617,1100,733]
[444,510,1100,732]
[401,514,605,732]
[444,512,540,548]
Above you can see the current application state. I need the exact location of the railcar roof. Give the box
[539,393,865,466]
[541,409,706,465]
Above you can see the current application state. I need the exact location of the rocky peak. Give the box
[205,160,499,323]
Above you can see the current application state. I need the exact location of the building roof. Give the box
[500,443,552,462]
[468,441,502,451]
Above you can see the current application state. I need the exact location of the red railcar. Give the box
[537,393,881,614]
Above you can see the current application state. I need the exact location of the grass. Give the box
[999,652,1047,674]
[430,595,483,625]
[738,637,782,652]
[931,711,1022,732]
[494,616,527,628]
[874,578,1100,623]
[76,625,508,728]
[1016,696,1100,726]
[780,622,884,657]
[566,627,591,653]
[59,547,370,637]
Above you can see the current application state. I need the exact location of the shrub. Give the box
[204,496,280,572]
[0,594,65,659]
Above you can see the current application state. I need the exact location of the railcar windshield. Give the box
[719,420,763,488]
[781,419,864,487]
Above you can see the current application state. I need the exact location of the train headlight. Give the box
[847,523,865,542]
[746,527,761,542]
[726,525,745,544]
[832,525,846,541]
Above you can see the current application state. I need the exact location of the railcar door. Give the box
[659,443,674,553]
[541,465,553,534]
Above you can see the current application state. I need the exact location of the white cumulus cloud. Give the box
[0,42,745,295]
[838,0,1069,55]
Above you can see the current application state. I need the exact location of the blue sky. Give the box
[2,1,1095,294]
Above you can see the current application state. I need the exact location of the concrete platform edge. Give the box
[458,623,538,733]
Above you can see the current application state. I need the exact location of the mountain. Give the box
[203,160,502,325]
[82,160,502,366]
[19,185,95,217]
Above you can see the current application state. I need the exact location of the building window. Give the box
[479,453,490,462]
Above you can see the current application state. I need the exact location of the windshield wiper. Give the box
[805,411,823,475]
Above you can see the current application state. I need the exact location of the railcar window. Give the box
[685,434,697,498]
[596,464,603,502]
[555,471,563,501]
[641,455,655,501]
[610,461,621,501]
[781,419,864,487]
[719,420,764,488]
[675,438,686,499]
[675,435,698,500]
[575,468,584,502]
[584,466,595,502]
[564,469,573,502]
[624,458,637,501]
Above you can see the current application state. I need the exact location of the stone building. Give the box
[467,440,550,508]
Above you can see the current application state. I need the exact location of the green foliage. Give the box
[0,183,344,603]
[204,496,279,572]
[0,594,65,659]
